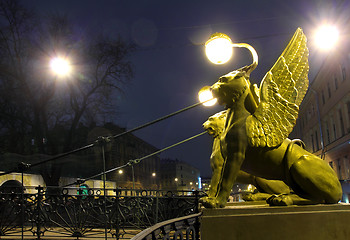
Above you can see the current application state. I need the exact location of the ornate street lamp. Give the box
[204,32,259,111]
[205,32,258,68]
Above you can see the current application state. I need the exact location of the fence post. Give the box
[21,170,24,240]
[114,188,120,240]
[194,190,199,213]
[194,190,201,240]
[35,185,44,240]
[155,192,159,224]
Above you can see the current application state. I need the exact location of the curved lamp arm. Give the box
[232,43,258,73]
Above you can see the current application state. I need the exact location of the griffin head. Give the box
[210,66,252,107]
[203,110,227,137]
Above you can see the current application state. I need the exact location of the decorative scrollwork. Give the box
[0,187,203,239]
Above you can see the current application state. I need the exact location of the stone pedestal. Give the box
[200,202,350,240]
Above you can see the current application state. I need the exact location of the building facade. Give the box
[290,48,350,202]
[160,159,201,192]
[87,123,161,189]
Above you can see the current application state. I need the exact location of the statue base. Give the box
[200,202,350,240]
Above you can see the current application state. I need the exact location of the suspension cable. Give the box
[0,95,215,178]
[63,131,207,188]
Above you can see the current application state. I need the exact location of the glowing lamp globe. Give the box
[198,86,217,106]
[315,25,339,50]
[205,33,233,64]
[50,57,71,76]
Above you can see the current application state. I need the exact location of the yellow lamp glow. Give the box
[198,86,217,106]
[205,33,233,64]
[314,25,339,50]
[118,169,123,174]
[50,57,71,76]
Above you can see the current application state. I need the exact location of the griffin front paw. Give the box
[200,196,226,208]
[266,194,293,206]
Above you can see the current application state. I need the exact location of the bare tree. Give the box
[0,0,134,188]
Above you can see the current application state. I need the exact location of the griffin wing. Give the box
[246,28,309,148]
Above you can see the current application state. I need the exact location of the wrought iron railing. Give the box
[0,186,203,239]
[130,212,202,240]
[0,97,212,239]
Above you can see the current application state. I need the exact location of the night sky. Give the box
[25,0,348,177]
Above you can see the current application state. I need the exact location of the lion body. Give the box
[200,69,342,208]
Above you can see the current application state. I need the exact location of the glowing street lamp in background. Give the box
[50,57,71,76]
[314,25,339,51]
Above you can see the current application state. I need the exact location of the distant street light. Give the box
[118,169,123,174]
[50,57,71,76]
[152,172,156,177]
[314,25,339,51]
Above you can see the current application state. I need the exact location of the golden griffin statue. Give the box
[200,28,342,208]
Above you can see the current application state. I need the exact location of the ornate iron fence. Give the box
[0,186,203,239]
[130,212,202,240]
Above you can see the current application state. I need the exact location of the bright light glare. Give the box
[118,170,123,174]
[50,57,71,76]
[205,33,233,64]
[198,86,217,106]
[314,25,339,50]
